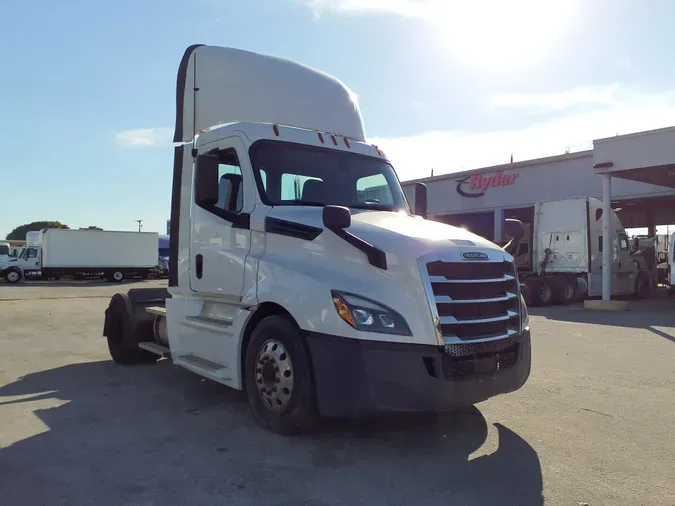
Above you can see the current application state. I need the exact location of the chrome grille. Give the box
[420,257,520,345]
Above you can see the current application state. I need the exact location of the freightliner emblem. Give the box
[462,251,490,261]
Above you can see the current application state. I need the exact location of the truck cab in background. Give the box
[668,232,675,295]
[0,241,12,270]
[514,197,652,306]
[103,44,531,435]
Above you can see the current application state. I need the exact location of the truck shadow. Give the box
[529,301,675,343]
[0,360,543,505]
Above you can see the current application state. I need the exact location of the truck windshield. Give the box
[250,141,410,213]
[0,245,8,256]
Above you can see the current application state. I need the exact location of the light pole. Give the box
[135,220,143,232]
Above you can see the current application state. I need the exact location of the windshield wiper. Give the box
[348,203,394,212]
[282,200,394,212]
[283,200,325,207]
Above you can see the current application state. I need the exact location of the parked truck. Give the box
[102,44,531,435]
[0,241,11,269]
[157,234,170,278]
[1,229,159,283]
[510,197,652,306]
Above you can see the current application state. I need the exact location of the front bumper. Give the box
[305,329,531,418]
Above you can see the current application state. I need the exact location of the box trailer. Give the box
[1,229,159,283]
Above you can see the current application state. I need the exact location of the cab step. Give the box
[174,353,231,379]
[145,306,167,317]
[138,342,171,358]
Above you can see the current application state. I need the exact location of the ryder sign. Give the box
[455,170,519,198]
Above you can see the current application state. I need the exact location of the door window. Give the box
[27,248,38,258]
[216,149,243,213]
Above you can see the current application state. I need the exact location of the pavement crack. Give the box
[580,407,613,418]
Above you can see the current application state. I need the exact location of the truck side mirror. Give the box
[195,154,219,209]
[414,182,427,218]
[323,205,351,230]
[502,218,525,256]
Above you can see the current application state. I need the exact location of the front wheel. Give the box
[244,315,320,436]
[4,269,21,284]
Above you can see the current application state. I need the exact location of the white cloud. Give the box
[371,87,675,182]
[299,0,430,18]
[617,59,634,71]
[299,0,579,69]
[489,84,620,111]
[115,127,174,148]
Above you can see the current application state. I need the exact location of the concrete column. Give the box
[493,210,503,245]
[646,209,656,238]
[601,174,612,301]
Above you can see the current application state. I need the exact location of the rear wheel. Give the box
[244,315,320,436]
[105,294,158,365]
[554,278,576,305]
[531,278,553,306]
[107,270,124,282]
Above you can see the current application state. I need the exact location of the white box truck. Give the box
[1,229,159,283]
[102,44,532,436]
[513,197,652,306]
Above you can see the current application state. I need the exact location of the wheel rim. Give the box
[564,284,574,300]
[539,284,551,302]
[255,339,294,412]
[113,271,123,281]
[7,271,19,282]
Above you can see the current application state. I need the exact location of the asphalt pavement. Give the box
[0,280,673,505]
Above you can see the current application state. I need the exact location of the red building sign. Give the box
[456,171,519,198]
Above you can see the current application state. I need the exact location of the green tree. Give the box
[6,221,70,240]
[81,226,103,230]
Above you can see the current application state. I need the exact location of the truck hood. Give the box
[266,207,511,261]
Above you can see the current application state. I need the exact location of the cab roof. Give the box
[173,45,366,144]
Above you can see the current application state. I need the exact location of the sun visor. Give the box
[173,45,367,143]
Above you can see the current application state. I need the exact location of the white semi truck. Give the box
[1,229,159,283]
[511,197,652,306]
[102,44,531,435]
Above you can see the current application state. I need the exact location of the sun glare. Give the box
[431,0,579,69]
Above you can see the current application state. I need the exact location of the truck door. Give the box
[614,231,636,295]
[189,136,253,300]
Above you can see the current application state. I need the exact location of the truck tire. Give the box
[244,315,320,436]
[4,268,21,284]
[107,270,124,282]
[554,278,576,305]
[104,293,158,365]
[531,278,553,306]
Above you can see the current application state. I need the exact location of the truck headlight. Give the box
[520,293,529,331]
[331,291,412,336]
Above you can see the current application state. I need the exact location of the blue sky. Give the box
[1,0,674,237]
